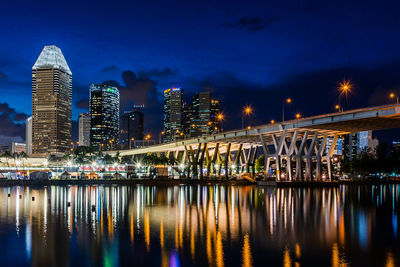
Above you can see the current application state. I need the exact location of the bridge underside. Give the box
[115,105,400,181]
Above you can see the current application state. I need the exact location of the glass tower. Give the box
[89,84,120,150]
[32,45,72,155]
[163,87,183,143]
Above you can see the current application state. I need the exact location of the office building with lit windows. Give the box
[189,92,221,138]
[32,45,72,155]
[89,84,120,150]
[163,87,183,143]
[120,107,144,149]
[78,113,91,147]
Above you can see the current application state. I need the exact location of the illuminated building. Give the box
[32,45,72,155]
[120,106,144,149]
[10,142,26,154]
[89,84,120,150]
[78,113,90,147]
[189,92,221,138]
[343,131,378,160]
[26,116,32,155]
[163,87,183,143]
[182,102,192,136]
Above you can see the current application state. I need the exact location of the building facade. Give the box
[10,142,27,154]
[343,131,378,160]
[89,84,120,150]
[26,116,32,155]
[163,87,183,143]
[120,107,144,149]
[188,92,221,138]
[78,113,91,147]
[32,45,72,155]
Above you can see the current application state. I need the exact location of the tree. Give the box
[255,154,265,173]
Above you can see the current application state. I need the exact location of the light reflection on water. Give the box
[0,185,399,266]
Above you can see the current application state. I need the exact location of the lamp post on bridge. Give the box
[282,98,292,122]
[242,106,252,128]
[390,92,399,105]
[338,79,352,112]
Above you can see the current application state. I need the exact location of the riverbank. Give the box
[0,178,399,187]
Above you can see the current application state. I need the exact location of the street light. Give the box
[159,131,164,144]
[129,137,135,149]
[270,119,275,124]
[338,79,353,111]
[242,106,252,128]
[295,113,301,119]
[335,104,341,112]
[389,92,399,104]
[217,113,224,133]
[282,98,292,122]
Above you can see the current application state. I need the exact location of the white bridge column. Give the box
[305,133,318,180]
[295,131,309,181]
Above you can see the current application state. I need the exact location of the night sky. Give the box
[1,0,400,144]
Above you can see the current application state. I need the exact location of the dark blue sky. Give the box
[1,0,400,143]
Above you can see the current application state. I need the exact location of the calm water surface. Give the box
[0,184,399,266]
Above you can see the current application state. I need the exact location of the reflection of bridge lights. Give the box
[67,161,72,167]
[136,162,141,168]
[92,161,97,166]
[179,164,185,169]
[214,164,219,169]
[231,164,236,169]
[280,173,286,179]
[322,174,326,179]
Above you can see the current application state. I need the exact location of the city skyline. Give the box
[2,2,400,145]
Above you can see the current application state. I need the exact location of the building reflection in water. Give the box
[0,184,398,266]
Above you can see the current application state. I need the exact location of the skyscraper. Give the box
[32,45,72,155]
[26,116,32,155]
[163,87,183,142]
[189,92,221,138]
[120,107,144,149]
[90,84,120,150]
[78,113,91,147]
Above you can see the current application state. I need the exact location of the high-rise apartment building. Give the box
[163,87,183,143]
[78,113,91,147]
[26,116,32,155]
[120,107,144,149]
[32,45,72,155]
[89,84,120,150]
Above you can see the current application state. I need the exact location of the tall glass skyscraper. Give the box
[32,45,72,155]
[163,87,183,143]
[89,84,120,150]
[190,92,221,137]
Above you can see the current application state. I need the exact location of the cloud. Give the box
[75,98,89,110]
[0,102,27,144]
[104,70,158,108]
[14,113,28,121]
[137,67,178,79]
[224,16,278,32]
[101,65,120,73]
[189,61,400,134]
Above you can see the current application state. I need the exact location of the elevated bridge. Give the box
[115,104,400,180]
